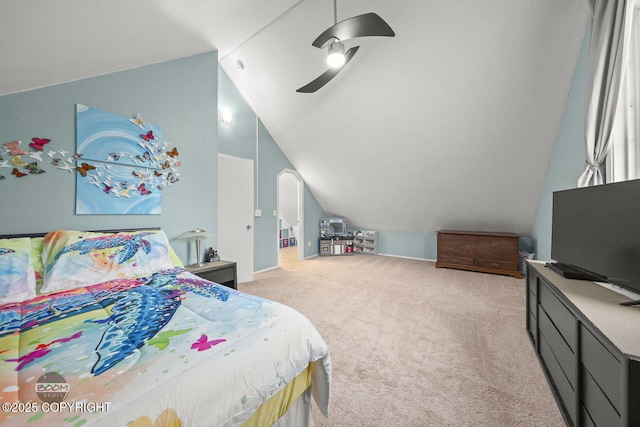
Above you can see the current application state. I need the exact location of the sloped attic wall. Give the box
[532,25,591,261]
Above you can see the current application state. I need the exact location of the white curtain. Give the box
[579,0,637,187]
[607,5,640,182]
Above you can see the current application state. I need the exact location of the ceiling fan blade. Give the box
[296,47,359,93]
[312,13,395,49]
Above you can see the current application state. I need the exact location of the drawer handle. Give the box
[490,262,500,267]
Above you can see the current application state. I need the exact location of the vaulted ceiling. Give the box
[0,0,590,234]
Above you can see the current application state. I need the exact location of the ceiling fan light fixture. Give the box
[326,41,346,68]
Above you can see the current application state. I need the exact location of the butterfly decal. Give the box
[3,141,26,156]
[0,175,5,181]
[166,147,179,158]
[190,334,226,352]
[161,160,170,169]
[103,184,112,194]
[10,156,27,167]
[5,331,83,371]
[12,168,27,178]
[108,152,121,161]
[136,151,151,163]
[51,158,61,166]
[140,131,155,142]
[137,183,151,195]
[26,162,45,174]
[154,170,162,177]
[129,113,146,130]
[28,151,44,162]
[29,138,50,151]
[76,162,96,177]
[166,171,179,184]
[57,163,75,173]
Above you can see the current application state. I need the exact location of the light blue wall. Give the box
[217,66,326,270]
[375,231,437,260]
[531,25,591,261]
[0,52,219,265]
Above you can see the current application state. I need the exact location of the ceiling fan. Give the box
[296,0,395,93]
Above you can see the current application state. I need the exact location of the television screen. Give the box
[551,178,640,297]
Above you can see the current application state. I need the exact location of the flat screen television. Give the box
[551,178,640,306]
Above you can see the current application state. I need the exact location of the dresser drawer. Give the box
[581,325,621,411]
[539,282,577,352]
[538,307,576,388]
[187,261,237,289]
[200,267,235,285]
[539,333,576,426]
[583,368,620,427]
[528,288,537,320]
[527,310,537,346]
[527,270,538,296]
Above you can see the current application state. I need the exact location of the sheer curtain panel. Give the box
[607,3,640,182]
[579,0,636,187]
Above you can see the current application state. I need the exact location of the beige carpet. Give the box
[239,248,564,427]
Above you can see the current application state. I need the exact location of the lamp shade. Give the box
[179,227,211,240]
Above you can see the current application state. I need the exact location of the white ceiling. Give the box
[1,0,590,235]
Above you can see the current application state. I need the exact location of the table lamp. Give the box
[180,227,210,267]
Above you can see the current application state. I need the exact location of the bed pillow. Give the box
[41,229,175,293]
[0,237,37,304]
[168,245,184,268]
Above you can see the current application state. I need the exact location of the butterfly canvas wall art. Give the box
[75,105,181,215]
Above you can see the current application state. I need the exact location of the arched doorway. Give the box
[277,169,304,265]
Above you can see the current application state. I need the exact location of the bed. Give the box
[0,228,331,426]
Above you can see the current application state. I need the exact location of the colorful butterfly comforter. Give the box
[0,268,331,426]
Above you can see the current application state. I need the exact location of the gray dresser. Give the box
[526,261,640,427]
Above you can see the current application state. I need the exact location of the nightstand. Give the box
[186,260,237,290]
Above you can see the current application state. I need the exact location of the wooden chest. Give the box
[435,230,522,278]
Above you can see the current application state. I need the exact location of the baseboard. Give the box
[377,253,436,262]
[254,265,279,275]
[254,253,319,275]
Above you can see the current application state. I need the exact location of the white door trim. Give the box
[277,169,305,264]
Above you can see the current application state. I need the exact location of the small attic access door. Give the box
[277,169,304,265]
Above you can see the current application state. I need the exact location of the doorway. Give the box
[277,169,304,266]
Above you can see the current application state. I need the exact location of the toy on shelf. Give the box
[319,218,354,256]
